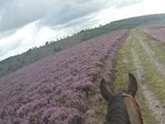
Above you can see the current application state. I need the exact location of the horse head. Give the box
[100,73,143,124]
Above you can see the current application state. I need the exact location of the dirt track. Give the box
[132,49,165,124]
[113,28,165,124]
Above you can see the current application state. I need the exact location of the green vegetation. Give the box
[112,33,134,92]
[112,28,162,124]
[145,31,165,64]
[133,29,165,101]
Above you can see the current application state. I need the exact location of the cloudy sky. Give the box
[0,0,165,61]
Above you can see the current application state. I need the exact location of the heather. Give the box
[0,30,127,124]
[147,26,165,42]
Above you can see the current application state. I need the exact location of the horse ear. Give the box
[100,79,112,101]
[127,73,138,97]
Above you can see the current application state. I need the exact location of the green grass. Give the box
[136,87,157,124]
[131,29,165,101]
[112,28,157,124]
[144,30,165,64]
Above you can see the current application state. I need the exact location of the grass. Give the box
[144,30,165,64]
[112,28,157,124]
[132,29,165,101]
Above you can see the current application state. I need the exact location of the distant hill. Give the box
[81,13,165,40]
[0,13,165,78]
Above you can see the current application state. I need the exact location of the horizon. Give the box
[1,0,165,61]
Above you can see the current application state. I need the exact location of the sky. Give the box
[0,0,165,61]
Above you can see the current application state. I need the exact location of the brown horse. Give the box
[100,73,143,124]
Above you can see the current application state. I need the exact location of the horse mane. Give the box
[105,94,130,124]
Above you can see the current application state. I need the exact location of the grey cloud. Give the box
[61,15,95,29]
[0,0,142,32]
[0,0,50,32]
[0,0,10,8]
[39,0,108,26]
[0,29,16,38]
[110,0,142,8]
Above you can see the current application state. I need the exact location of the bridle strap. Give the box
[122,93,143,124]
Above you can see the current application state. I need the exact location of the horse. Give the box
[100,73,143,124]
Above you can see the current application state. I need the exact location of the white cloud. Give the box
[0,0,142,32]
[0,22,66,61]
[1,0,165,61]
[93,0,165,25]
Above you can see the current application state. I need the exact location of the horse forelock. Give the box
[105,94,130,124]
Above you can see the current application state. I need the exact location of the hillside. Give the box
[81,13,165,40]
[0,33,82,78]
[1,13,165,78]
[0,30,128,123]
[147,26,165,42]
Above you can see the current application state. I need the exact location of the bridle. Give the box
[122,92,143,124]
